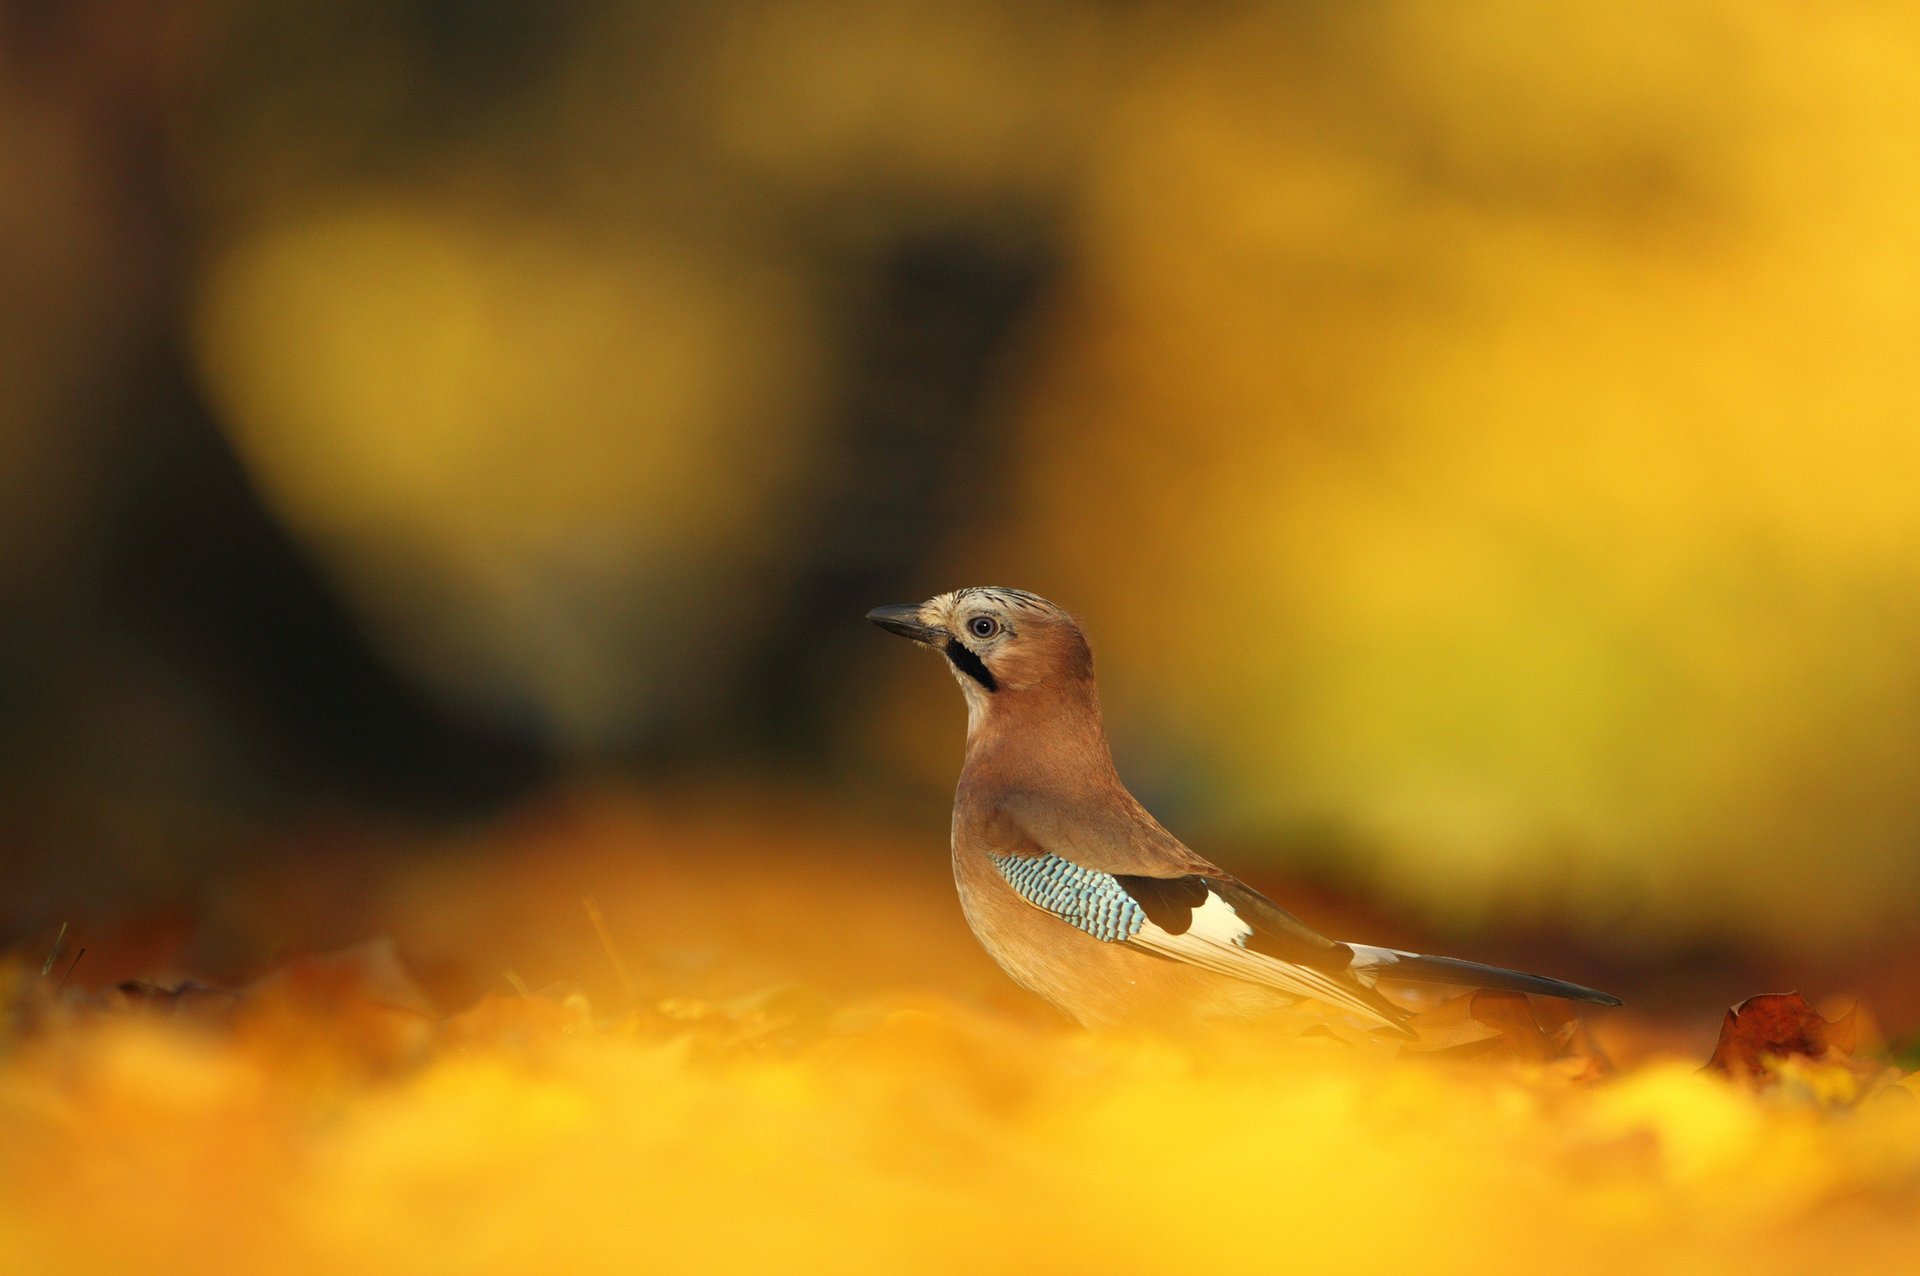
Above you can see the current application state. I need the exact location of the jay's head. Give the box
[866,587,1094,707]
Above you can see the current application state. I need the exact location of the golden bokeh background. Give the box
[7,0,1920,984]
[12,6,1920,1272]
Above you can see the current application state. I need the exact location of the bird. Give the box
[866,586,1620,1036]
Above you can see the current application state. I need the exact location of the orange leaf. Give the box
[1705,992,1856,1083]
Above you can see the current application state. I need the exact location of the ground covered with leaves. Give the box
[5,792,1918,1274]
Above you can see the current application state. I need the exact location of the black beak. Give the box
[866,604,946,646]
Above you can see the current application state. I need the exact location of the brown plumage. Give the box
[868,586,1620,1033]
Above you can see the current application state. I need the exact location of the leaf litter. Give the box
[2,794,1917,1275]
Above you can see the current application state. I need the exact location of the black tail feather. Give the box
[1361,949,1621,1006]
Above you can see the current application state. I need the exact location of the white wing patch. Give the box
[1184,890,1255,946]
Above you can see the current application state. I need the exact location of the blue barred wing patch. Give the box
[988,853,1146,943]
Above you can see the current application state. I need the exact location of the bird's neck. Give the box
[961,677,1118,791]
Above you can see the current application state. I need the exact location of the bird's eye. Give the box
[968,615,1000,640]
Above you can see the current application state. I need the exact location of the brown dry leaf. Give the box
[1705,992,1851,1081]
[1404,989,1586,1066]
[1701,992,1897,1107]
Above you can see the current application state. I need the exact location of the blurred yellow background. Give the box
[6,0,1920,971]
[15,8,1920,1274]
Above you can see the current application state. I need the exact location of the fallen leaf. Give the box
[234,937,437,1074]
[1403,989,1587,1066]
[441,986,593,1051]
[1702,992,1888,1104]
[1706,993,1844,1077]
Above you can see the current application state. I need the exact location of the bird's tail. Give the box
[1347,945,1621,1007]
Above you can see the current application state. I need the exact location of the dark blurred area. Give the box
[4,1,1919,1002]
[1,0,1058,923]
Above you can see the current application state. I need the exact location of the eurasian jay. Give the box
[868,586,1619,1034]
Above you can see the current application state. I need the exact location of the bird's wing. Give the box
[987,850,1408,1031]
[982,794,1410,1031]
[981,795,1612,1018]
[985,790,1355,971]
